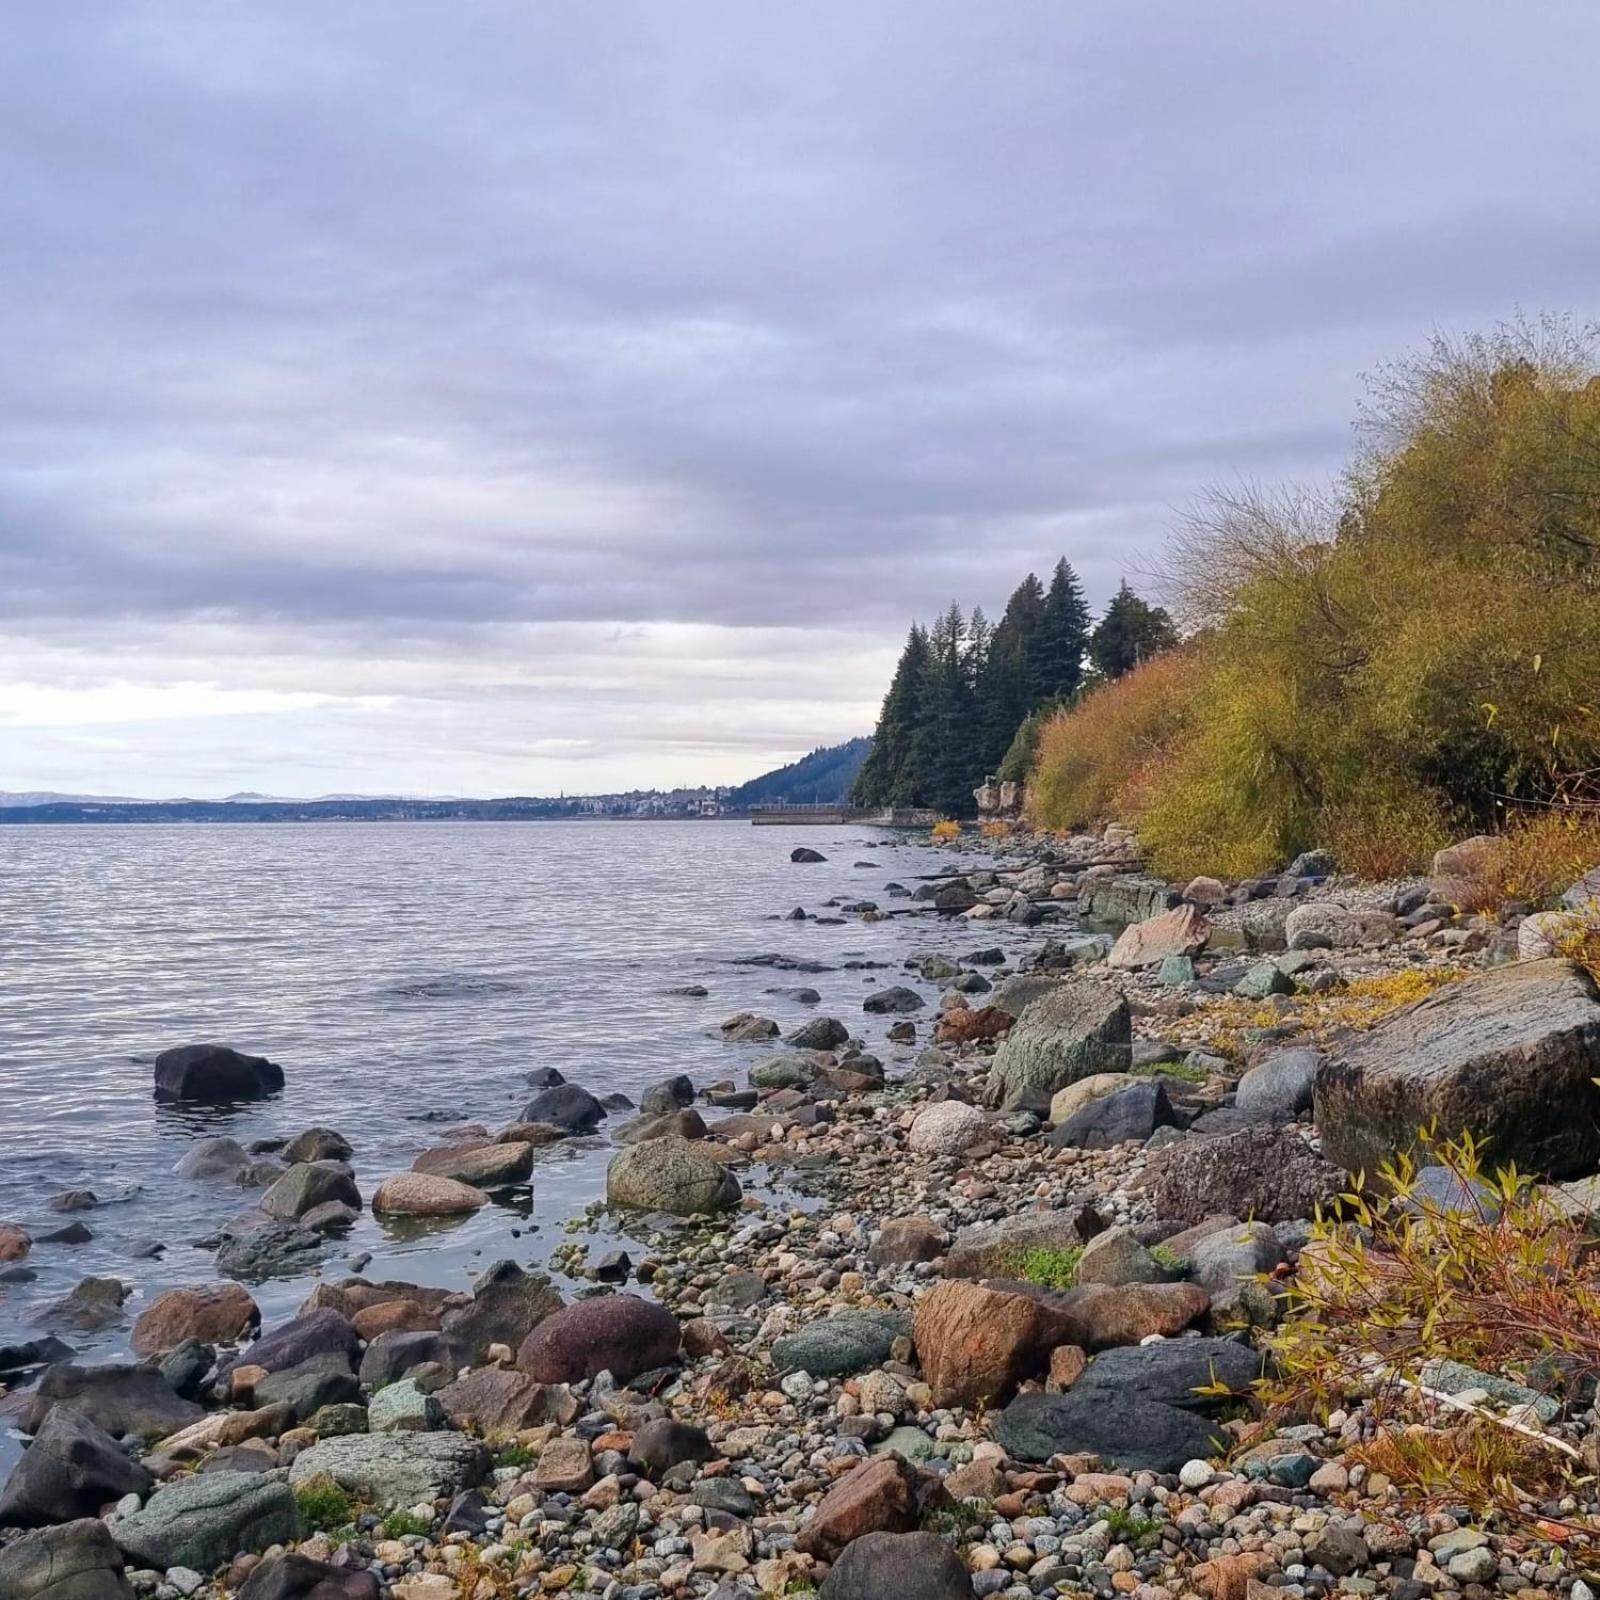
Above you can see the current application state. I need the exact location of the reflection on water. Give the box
[0,820,1028,1363]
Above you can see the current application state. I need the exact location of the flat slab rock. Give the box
[1316,958,1600,1179]
[287,1430,491,1507]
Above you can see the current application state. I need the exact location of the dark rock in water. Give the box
[301,1200,360,1233]
[131,1282,258,1356]
[17,1361,203,1439]
[629,1418,713,1475]
[1318,958,1600,1179]
[31,1277,129,1333]
[226,1308,358,1378]
[238,1552,381,1600]
[37,1222,94,1245]
[640,1074,696,1116]
[862,986,923,1015]
[720,1013,779,1042]
[819,1530,971,1600]
[665,984,709,998]
[153,1044,284,1103]
[790,847,826,863]
[520,1082,607,1133]
[594,1250,632,1283]
[786,1016,850,1050]
[767,985,821,1004]
[1147,1123,1346,1225]
[438,1260,563,1363]
[616,1107,709,1144]
[0,1407,153,1526]
[281,1127,353,1164]
[1052,1080,1177,1150]
[523,1066,566,1089]
[216,1219,328,1282]
[127,1239,165,1259]
[110,1469,299,1572]
[771,1310,910,1378]
[517,1295,680,1384]
[0,1517,129,1600]
[600,1092,634,1111]
[0,1336,74,1375]
[260,1162,361,1222]
[47,1190,97,1213]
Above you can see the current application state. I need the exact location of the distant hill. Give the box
[726,738,873,809]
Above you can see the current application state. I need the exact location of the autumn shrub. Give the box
[1025,648,1199,834]
[1027,317,1600,880]
[930,819,962,841]
[1450,809,1600,913]
[1263,1130,1600,1523]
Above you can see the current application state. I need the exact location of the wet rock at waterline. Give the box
[518,1081,607,1133]
[152,1044,284,1103]
[370,1173,490,1217]
[606,1136,742,1214]
[0,1407,154,1526]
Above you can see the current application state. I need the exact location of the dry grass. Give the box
[930,819,962,841]
[1450,810,1600,913]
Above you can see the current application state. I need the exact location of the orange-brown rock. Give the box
[1046,1344,1088,1391]
[351,1298,440,1340]
[794,1454,919,1561]
[131,1282,260,1356]
[0,1224,30,1262]
[1068,1281,1209,1349]
[912,1279,1076,1408]
[935,1006,1014,1045]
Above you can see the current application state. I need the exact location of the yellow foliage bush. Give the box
[1026,317,1600,878]
[1450,809,1600,912]
[930,819,962,841]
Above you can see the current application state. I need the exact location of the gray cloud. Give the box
[1,1,1597,793]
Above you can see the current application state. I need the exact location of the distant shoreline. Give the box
[0,802,764,825]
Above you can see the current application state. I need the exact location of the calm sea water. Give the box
[0,821,1027,1382]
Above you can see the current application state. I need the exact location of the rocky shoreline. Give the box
[4,826,1600,1600]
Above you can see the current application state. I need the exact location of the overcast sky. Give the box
[3,2,1597,798]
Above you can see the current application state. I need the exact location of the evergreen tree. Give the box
[1030,558,1091,704]
[923,602,976,815]
[1088,581,1178,680]
[852,623,933,806]
[980,574,1045,774]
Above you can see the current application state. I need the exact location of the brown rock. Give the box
[913,1279,1075,1408]
[436,1368,552,1434]
[370,1173,489,1216]
[157,1403,294,1457]
[411,1142,534,1188]
[934,1006,1014,1045]
[1068,1281,1210,1349]
[1146,1124,1344,1225]
[1046,1344,1088,1391]
[867,1216,946,1267]
[351,1300,440,1340]
[532,1435,594,1494]
[0,1224,30,1262]
[517,1294,680,1384]
[496,1122,566,1146]
[298,1279,455,1319]
[131,1283,259,1356]
[1107,903,1208,971]
[795,1454,919,1561]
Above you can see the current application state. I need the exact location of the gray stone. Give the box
[287,1431,490,1508]
[0,1518,129,1600]
[1051,1079,1176,1150]
[771,1310,911,1377]
[987,981,1131,1105]
[15,1361,204,1440]
[1234,962,1293,1000]
[367,1378,444,1432]
[0,1408,153,1527]
[259,1163,360,1222]
[1149,1125,1344,1225]
[1317,958,1600,1179]
[1235,1047,1320,1122]
[1075,1224,1171,1286]
[606,1137,741,1215]
[1186,1221,1285,1297]
[862,986,924,1014]
[174,1138,254,1181]
[786,1016,850,1050]
[110,1471,299,1573]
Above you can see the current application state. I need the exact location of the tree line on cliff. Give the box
[851,562,1174,817]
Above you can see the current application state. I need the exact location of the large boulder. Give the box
[16,1363,203,1439]
[1316,959,1600,1179]
[436,1369,552,1434]
[174,1137,255,1181]
[370,1173,489,1216]
[1235,1047,1320,1122]
[438,1261,562,1362]
[795,1455,919,1561]
[1107,904,1208,971]
[1051,1079,1177,1150]
[412,1141,534,1188]
[819,1531,971,1600]
[287,1432,490,1509]
[986,982,1131,1106]
[260,1164,361,1222]
[131,1283,259,1356]
[944,1209,1102,1280]
[517,1295,680,1384]
[152,1045,284,1103]
[110,1470,299,1572]
[0,1518,130,1600]
[1147,1125,1345,1224]
[519,1082,607,1133]
[771,1310,910,1378]
[215,1220,326,1282]
[912,1279,1074,1407]
[605,1138,741,1215]
[225,1309,357,1378]
[0,1408,153,1526]
[993,1337,1262,1471]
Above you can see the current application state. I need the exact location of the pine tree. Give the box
[923,602,976,815]
[1088,581,1178,680]
[980,574,1045,774]
[852,623,933,806]
[1031,558,1091,704]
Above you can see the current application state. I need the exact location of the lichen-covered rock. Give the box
[986,981,1131,1106]
[1147,1125,1344,1224]
[287,1431,490,1508]
[1317,959,1600,1179]
[906,1100,989,1156]
[605,1137,741,1215]
[109,1470,298,1573]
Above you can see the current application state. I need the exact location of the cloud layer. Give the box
[3,2,1597,794]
